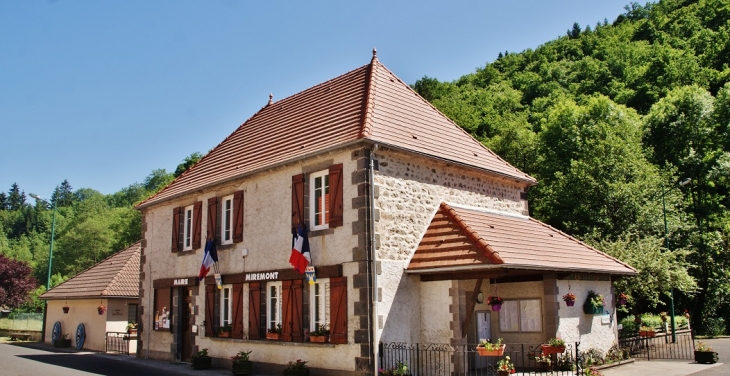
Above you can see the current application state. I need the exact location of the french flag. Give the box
[198,239,218,280]
[289,226,311,273]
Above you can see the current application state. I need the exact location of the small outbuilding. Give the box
[40,242,140,353]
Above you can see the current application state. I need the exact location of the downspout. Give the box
[147,261,152,359]
[368,145,378,375]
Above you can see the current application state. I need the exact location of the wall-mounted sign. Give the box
[601,311,611,324]
[245,271,280,281]
[173,278,191,286]
[112,309,123,316]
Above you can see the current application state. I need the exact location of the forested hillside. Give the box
[0,152,202,311]
[414,0,730,333]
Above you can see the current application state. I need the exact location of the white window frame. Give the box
[309,170,330,231]
[220,284,232,327]
[182,204,194,251]
[309,278,330,332]
[267,281,282,332]
[220,195,234,245]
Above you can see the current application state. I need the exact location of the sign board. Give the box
[173,278,191,286]
[602,310,611,324]
[244,271,280,281]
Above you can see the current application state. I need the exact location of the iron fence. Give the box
[618,328,695,360]
[105,331,133,355]
[379,342,582,376]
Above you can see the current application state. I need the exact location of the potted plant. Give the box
[562,292,576,307]
[62,305,70,314]
[541,337,566,355]
[476,338,505,356]
[283,359,309,376]
[583,290,604,314]
[126,322,138,335]
[378,361,411,376]
[192,348,212,370]
[266,323,282,340]
[231,350,253,375]
[218,323,232,338]
[97,305,107,315]
[639,326,656,337]
[617,293,628,306]
[496,356,516,375]
[695,341,719,364]
[487,295,504,311]
[53,333,71,348]
[309,324,330,343]
[660,312,668,323]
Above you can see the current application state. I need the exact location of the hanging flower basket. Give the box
[488,296,503,311]
[617,293,628,306]
[97,306,107,315]
[562,292,576,307]
[62,306,70,314]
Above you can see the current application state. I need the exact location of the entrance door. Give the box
[474,310,491,369]
[181,287,194,361]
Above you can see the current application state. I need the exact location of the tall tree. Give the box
[0,192,7,210]
[51,179,75,207]
[7,183,26,211]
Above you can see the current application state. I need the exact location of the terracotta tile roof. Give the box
[137,51,534,209]
[408,203,636,275]
[40,242,141,300]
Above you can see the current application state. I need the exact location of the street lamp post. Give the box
[661,178,690,344]
[30,193,56,344]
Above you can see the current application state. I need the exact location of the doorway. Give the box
[181,287,194,361]
[474,310,492,369]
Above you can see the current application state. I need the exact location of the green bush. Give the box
[702,317,725,337]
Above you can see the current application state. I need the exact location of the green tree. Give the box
[174,152,203,178]
[51,179,75,207]
[7,183,26,211]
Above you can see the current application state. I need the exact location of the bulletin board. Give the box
[153,288,172,331]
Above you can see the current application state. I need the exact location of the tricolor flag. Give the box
[289,226,311,273]
[198,239,219,280]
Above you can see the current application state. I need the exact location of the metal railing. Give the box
[105,331,134,355]
[380,342,582,376]
[618,328,695,360]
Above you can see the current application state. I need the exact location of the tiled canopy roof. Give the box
[408,203,636,275]
[137,51,535,209]
[40,242,141,300]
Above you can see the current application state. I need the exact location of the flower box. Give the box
[695,351,718,364]
[497,371,511,376]
[283,369,310,376]
[309,335,328,343]
[476,344,505,356]
[232,361,253,375]
[541,344,566,355]
[192,356,212,370]
[266,332,281,340]
[218,331,230,338]
[639,329,656,337]
[583,302,603,315]
[53,338,71,348]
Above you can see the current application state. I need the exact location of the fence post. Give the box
[575,341,581,376]
[415,342,420,376]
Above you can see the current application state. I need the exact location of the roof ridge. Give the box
[358,48,378,139]
[103,244,141,296]
[440,202,504,264]
[527,218,637,272]
[371,62,535,183]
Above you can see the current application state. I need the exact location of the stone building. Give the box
[134,51,635,375]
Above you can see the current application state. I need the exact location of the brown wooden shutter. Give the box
[232,283,244,339]
[232,190,244,243]
[329,164,344,228]
[248,283,261,340]
[206,197,218,242]
[292,174,305,230]
[205,284,215,337]
[330,277,347,344]
[171,207,181,252]
[192,201,202,249]
[282,279,304,342]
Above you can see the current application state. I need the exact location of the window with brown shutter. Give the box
[291,174,305,230]
[281,279,304,342]
[207,197,218,242]
[328,163,343,227]
[248,283,261,340]
[232,283,244,339]
[232,190,244,243]
[192,201,202,249]
[329,277,347,344]
[205,284,215,337]
[171,207,181,252]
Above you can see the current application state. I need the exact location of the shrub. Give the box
[702,317,725,337]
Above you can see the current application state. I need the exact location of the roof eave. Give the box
[406,263,637,276]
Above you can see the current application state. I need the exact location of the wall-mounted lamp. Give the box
[241,248,249,258]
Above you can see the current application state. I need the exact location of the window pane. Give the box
[185,209,192,247]
[520,299,542,332]
[224,199,231,241]
[223,288,230,324]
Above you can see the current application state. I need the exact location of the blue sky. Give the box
[1,0,631,200]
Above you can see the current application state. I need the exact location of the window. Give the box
[220,195,234,245]
[220,285,232,327]
[128,304,138,324]
[183,205,194,251]
[310,170,330,230]
[153,288,172,331]
[499,298,542,333]
[267,282,282,332]
[310,279,330,331]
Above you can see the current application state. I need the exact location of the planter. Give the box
[695,351,719,364]
[618,298,627,306]
[541,344,566,355]
[192,356,212,370]
[62,306,70,314]
[583,302,603,315]
[490,304,502,312]
[565,300,575,307]
[309,335,328,343]
[283,369,310,376]
[476,344,505,356]
[53,339,71,348]
[497,371,511,376]
[127,329,137,335]
[219,331,231,338]
[639,330,656,337]
[266,333,281,340]
[232,361,253,375]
